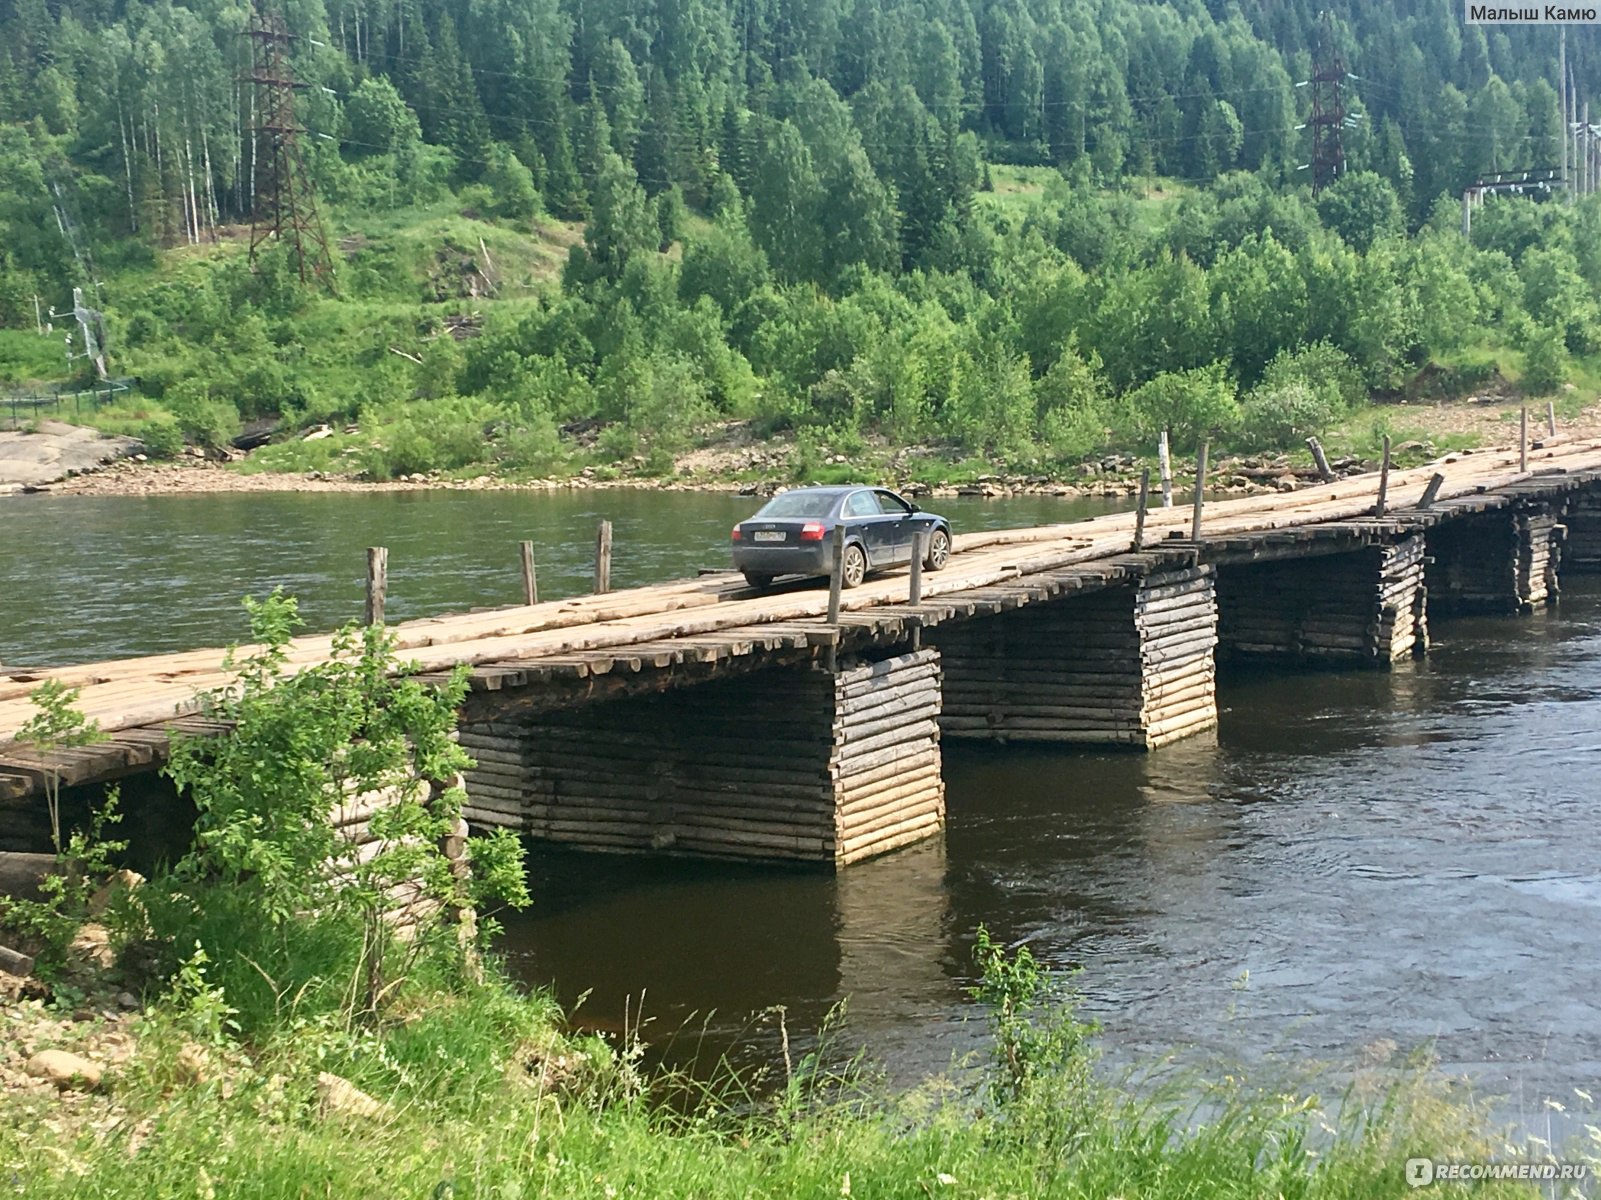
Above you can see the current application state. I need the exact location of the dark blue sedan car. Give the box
[730,486,953,589]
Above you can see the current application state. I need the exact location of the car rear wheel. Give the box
[924,528,951,571]
[742,571,774,590]
[841,543,867,588]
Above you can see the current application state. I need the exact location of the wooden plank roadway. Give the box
[4,438,1601,802]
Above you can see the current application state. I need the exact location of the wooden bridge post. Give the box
[520,541,538,606]
[1190,442,1208,543]
[594,521,612,594]
[1158,430,1173,507]
[1133,468,1151,551]
[365,547,388,626]
[1548,400,1558,438]
[1374,436,1392,518]
[1417,473,1446,510]
[909,531,925,605]
[1520,406,1529,473]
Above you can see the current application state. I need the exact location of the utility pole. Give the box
[1308,11,1346,195]
[1560,27,1569,199]
[242,1,334,286]
[48,287,108,381]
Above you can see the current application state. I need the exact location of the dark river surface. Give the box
[3,488,1599,1137]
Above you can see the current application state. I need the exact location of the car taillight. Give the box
[799,522,826,541]
[731,525,743,541]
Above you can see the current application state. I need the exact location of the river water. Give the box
[3,489,1598,1134]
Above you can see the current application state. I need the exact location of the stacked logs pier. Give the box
[932,557,1217,748]
[457,649,942,866]
[1210,525,1429,666]
[6,451,1601,871]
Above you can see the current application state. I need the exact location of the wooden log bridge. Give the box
[4,440,1601,869]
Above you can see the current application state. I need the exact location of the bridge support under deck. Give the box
[1216,534,1428,666]
[458,649,944,868]
[931,566,1218,749]
[1426,505,1560,615]
[1562,491,1601,573]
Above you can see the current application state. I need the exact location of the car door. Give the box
[873,489,918,563]
[841,489,894,566]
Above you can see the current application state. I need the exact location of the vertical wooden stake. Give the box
[827,524,845,626]
[593,520,612,594]
[1133,467,1151,550]
[1158,430,1173,508]
[1190,441,1208,543]
[365,546,388,626]
[1417,472,1445,510]
[1520,405,1529,472]
[1306,436,1335,482]
[1374,436,1392,517]
[519,541,538,606]
[909,531,925,605]
[1548,399,1558,437]
[825,525,846,673]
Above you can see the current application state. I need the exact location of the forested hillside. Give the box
[2,0,1600,478]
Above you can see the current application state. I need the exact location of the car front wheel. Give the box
[841,543,867,588]
[924,528,951,571]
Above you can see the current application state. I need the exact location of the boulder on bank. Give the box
[25,1049,103,1091]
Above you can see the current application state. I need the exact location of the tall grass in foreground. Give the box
[1,940,1576,1200]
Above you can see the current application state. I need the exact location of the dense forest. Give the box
[1,0,1600,477]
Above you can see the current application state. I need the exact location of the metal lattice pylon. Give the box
[243,3,334,285]
[1308,12,1346,196]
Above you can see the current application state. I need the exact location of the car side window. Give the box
[843,491,882,517]
[874,490,911,515]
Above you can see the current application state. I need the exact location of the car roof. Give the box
[775,485,879,497]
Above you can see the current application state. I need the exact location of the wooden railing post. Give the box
[519,541,538,606]
[827,525,845,626]
[909,531,926,605]
[1158,430,1173,508]
[1548,399,1558,438]
[1133,467,1151,551]
[365,547,388,626]
[1520,405,1529,472]
[1374,436,1392,517]
[1190,441,1208,543]
[1417,472,1446,510]
[594,521,612,594]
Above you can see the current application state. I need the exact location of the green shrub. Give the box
[1126,362,1238,451]
[1236,380,1341,450]
[136,417,184,459]
[1521,325,1569,396]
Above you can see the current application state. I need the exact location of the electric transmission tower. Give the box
[243,2,334,285]
[1307,12,1346,195]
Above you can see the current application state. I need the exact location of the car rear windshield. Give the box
[754,492,838,518]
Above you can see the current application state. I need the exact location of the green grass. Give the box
[0,963,1570,1200]
[0,328,79,390]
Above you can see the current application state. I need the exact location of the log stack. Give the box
[1426,511,1524,615]
[1516,504,1562,608]
[459,651,944,867]
[1563,490,1601,573]
[933,568,1217,749]
[1219,538,1426,664]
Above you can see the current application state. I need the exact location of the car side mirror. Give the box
[907,501,920,512]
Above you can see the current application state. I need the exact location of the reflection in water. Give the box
[5,489,1599,1136]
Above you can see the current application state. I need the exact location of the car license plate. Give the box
[753,531,785,542]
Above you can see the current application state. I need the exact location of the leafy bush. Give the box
[150,591,529,1030]
[1126,362,1238,451]
[136,416,184,459]
[1521,325,1569,396]
[164,382,239,449]
[1236,380,1340,450]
